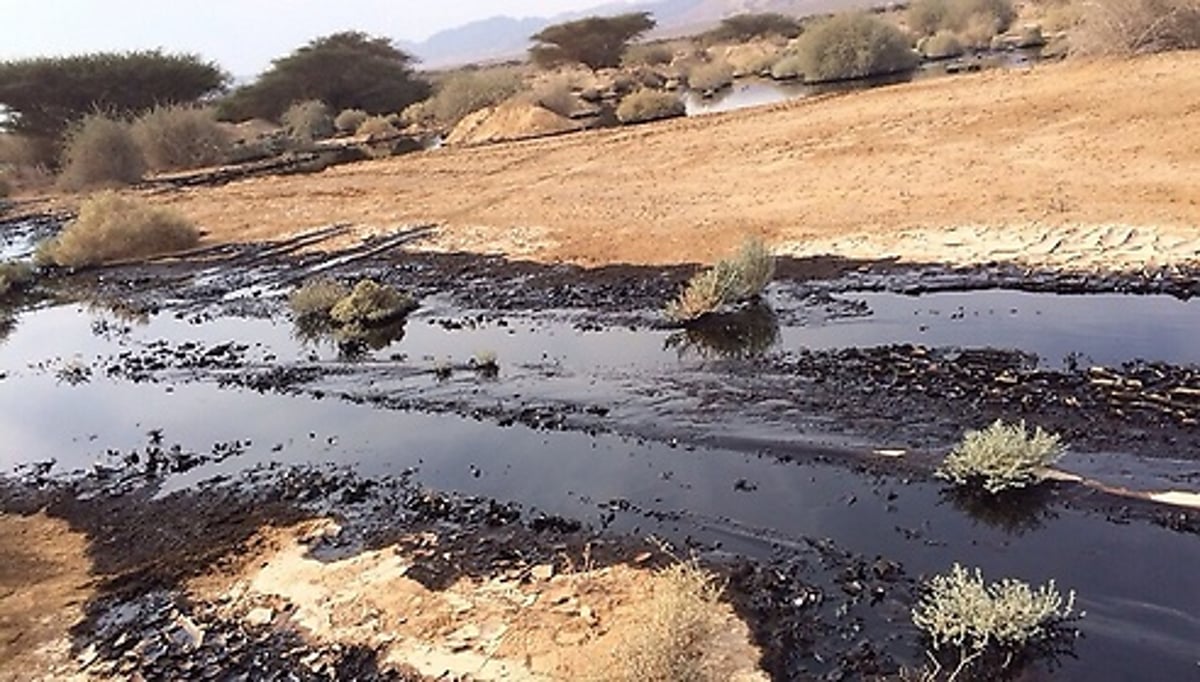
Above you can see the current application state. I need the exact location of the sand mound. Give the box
[445,100,581,147]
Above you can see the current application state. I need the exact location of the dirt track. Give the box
[151,52,1200,269]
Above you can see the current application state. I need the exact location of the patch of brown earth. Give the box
[117,52,1200,271]
[189,520,767,681]
[0,513,93,682]
[445,101,582,147]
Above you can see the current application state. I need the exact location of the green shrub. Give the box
[131,105,231,172]
[426,67,526,128]
[281,100,333,142]
[616,89,685,124]
[56,114,145,192]
[217,32,429,122]
[921,30,967,58]
[937,420,1064,494]
[334,108,370,133]
[530,13,657,70]
[775,12,918,83]
[913,564,1075,674]
[665,239,775,322]
[687,60,735,93]
[1074,0,1200,55]
[38,191,198,266]
[705,13,804,42]
[0,260,34,296]
[0,51,226,144]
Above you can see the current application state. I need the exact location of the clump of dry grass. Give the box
[0,261,35,297]
[37,191,198,267]
[913,564,1076,677]
[1073,0,1200,55]
[425,67,527,128]
[334,108,370,134]
[289,278,350,321]
[356,115,398,138]
[616,89,686,124]
[530,75,582,117]
[131,104,232,172]
[329,279,414,328]
[937,420,1064,494]
[281,100,334,142]
[57,114,146,192]
[606,561,732,682]
[772,12,919,82]
[666,239,776,322]
[687,59,735,93]
[921,30,967,58]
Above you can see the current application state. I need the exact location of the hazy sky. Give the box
[0,0,614,76]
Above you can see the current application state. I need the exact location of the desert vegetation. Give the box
[290,278,416,351]
[686,59,735,94]
[703,12,804,43]
[280,100,334,143]
[334,109,370,134]
[219,32,430,122]
[0,261,34,297]
[937,420,1065,494]
[0,51,226,159]
[908,0,1016,47]
[1073,0,1200,55]
[419,67,527,128]
[531,13,658,70]
[913,564,1076,677]
[920,30,968,58]
[131,105,231,172]
[616,89,685,124]
[772,13,918,82]
[665,239,775,322]
[605,561,735,681]
[56,114,146,192]
[37,192,199,267]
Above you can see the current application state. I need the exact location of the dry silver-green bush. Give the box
[57,114,146,192]
[773,12,919,82]
[281,100,334,142]
[623,42,676,67]
[426,67,526,128]
[0,260,34,296]
[289,278,350,321]
[356,115,398,138]
[530,75,581,117]
[605,561,733,682]
[334,108,370,134]
[1073,0,1200,55]
[131,105,231,173]
[38,191,198,266]
[329,279,414,327]
[921,30,968,58]
[913,564,1075,673]
[937,420,1064,494]
[908,0,1017,38]
[616,89,686,124]
[687,59,735,93]
[666,239,776,322]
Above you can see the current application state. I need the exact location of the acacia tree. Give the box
[530,13,657,70]
[0,51,227,142]
[219,32,431,122]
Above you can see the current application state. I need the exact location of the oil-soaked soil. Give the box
[2,215,1200,680]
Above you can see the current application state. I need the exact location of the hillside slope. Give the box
[151,53,1200,270]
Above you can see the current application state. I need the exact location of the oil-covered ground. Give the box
[2,216,1199,680]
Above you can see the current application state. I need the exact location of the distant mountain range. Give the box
[399,0,874,68]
